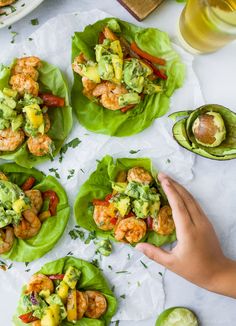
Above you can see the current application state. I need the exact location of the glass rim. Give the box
[204,0,236,28]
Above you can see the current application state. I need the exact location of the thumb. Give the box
[136,243,171,267]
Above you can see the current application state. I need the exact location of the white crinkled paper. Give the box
[0,9,204,325]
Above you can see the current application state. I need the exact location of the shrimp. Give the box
[10,74,39,96]
[76,291,89,320]
[12,66,39,81]
[27,134,53,157]
[114,217,147,244]
[0,226,14,254]
[92,82,128,111]
[0,0,15,7]
[82,77,97,99]
[0,128,25,152]
[26,273,54,294]
[153,205,175,235]
[14,57,41,69]
[84,291,107,319]
[14,209,41,239]
[25,190,43,214]
[127,167,153,185]
[31,321,41,326]
[43,113,51,133]
[72,54,87,75]
[93,204,117,231]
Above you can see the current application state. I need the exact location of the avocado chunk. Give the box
[133,199,149,218]
[118,93,141,108]
[98,55,114,81]
[143,80,162,95]
[96,239,112,256]
[107,19,121,33]
[155,307,198,326]
[111,182,127,194]
[11,114,24,131]
[80,62,101,83]
[170,104,236,160]
[0,118,10,130]
[46,294,67,320]
[123,59,146,93]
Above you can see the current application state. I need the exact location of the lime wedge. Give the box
[155,307,198,326]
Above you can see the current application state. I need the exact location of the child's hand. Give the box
[136,173,236,298]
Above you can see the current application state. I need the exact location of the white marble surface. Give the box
[0,1,236,325]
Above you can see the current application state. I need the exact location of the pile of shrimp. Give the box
[23,272,107,324]
[0,56,53,157]
[92,166,175,244]
[0,172,53,255]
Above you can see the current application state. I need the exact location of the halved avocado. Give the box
[155,307,198,326]
[170,104,236,160]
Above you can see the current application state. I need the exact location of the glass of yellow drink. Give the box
[178,0,236,53]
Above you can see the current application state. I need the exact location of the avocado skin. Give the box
[171,104,236,161]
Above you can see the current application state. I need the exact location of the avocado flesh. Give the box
[172,104,236,160]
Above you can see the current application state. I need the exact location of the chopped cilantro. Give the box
[158,271,163,276]
[116,270,130,274]
[85,230,96,244]
[28,37,33,41]
[166,158,171,163]
[91,259,99,268]
[127,253,131,260]
[80,168,85,173]
[49,168,60,179]
[10,31,18,44]
[25,262,29,267]
[25,269,31,272]
[108,265,113,270]
[129,149,140,154]
[9,5,16,13]
[111,285,115,292]
[31,18,39,26]
[137,281,141,287]
[140,260,148,269]
[66,251,73,256]
[120,294,126,299]
[69,227,85,240]
[59,138,81,162]
[67,169,75,180]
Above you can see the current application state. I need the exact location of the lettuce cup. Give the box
[71,18,185,136]
[0,56,72,167]
[74,155,176,247]
[0,163,70,262]
[14,256,117,326]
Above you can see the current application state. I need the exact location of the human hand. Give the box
[136,173,236,298]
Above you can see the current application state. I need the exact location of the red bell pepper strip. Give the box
[42,190,59,216]
[130,42,166,66]
[110,217,118,225]
[98,31,105,44]
[48,274,65,280]
[105,194,113,201]
[146,216,154,230]
[40,93,65,108]
[120,104,136,113]
[18,312,38,324]
[21,177,36,191]
[92,199,110,206]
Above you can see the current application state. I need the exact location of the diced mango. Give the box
[67,289,77,322]
[56,281,69,303]
[23,104,43,129]
[63,266,81,289]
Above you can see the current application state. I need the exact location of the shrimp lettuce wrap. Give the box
[71,18,185,136]
[13,256,117,326]
[0,57,72,168]
[0,163,70,262]
[74,155,176,247]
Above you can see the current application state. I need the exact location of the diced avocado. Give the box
[4,96,16,109]
[0,102,17,119]
[96,239,112,256]
[41,304,60,326]
[111,54,123,83]
[3,88,18,98]
[140,62,153,77]
[125,182,140,199]
[98,55,114,81]
[95,44,110,62]
[0,118,10,130]
[118,93,141,108]
[63,266,81,289]
[56,281,69,303]
[18,93,43,107]
[113,195,130,217]
[143,80,162,95]
[12,198,29,214]
[149,200,161,218]
[46,294,67,320]
[123,59,145,93]
[39,289,51,299]
[111,182,127,194]
[80,62,101,83]
[110,40,123,58]
[107,19,121,33]
[11,114,24,131]
[133,199,149,218]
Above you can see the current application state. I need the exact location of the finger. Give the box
[158,175,193,235]
[136,243,172,268]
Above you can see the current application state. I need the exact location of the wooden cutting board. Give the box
[117,0,165,21]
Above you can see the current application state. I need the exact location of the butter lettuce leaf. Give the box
[0,61,73,168]
[0,163,70,262]
[74,155,176,246]
[13,256,117,326]
[71,18,185,136]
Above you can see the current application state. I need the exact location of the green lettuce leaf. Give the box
[71,18,185,137]
[0,61,73,168]
[74,155,176,246]
[0,163,70,262]
[13,256,117,326]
